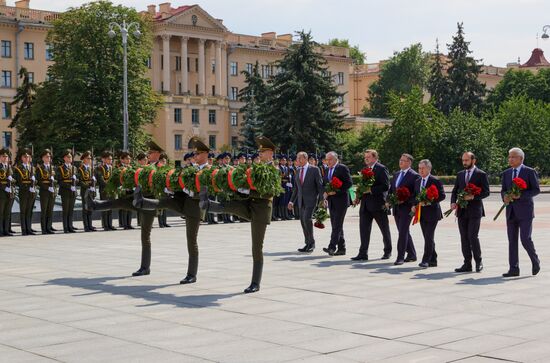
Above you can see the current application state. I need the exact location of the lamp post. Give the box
[542,25,550,40]
[108,20,141,152]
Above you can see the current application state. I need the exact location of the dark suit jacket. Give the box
[451,167,490,219]
[501,165,540,220]
[360,162,390,213]
[324,163,352,209]
[414,175,446,222]
[290,165,324,208]
[389,169,420,216]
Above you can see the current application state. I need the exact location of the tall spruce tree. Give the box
[427,40,449,114]
[10,67,36,130]
[445,23,486,114]
[261,31,345,152]
[239,62,266,150]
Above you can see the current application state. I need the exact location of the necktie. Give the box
[397,171,405,187]
[328,167,334,180]
[421,178,426,189]
[300,167,305,185]
[513,168,518,179]
[465,170,470,183]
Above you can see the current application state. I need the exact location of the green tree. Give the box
[239,62,267,150]
[262,31,345,152]
[328,38,365,65]
[487,68,550,109]
[18,1,162,157]
[444,22,486,115]
[427,40,449,114]
[364,43,429,118]
[337,123,387,173]
[10,67,36,130]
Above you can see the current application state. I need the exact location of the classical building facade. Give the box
[0,1,351,159]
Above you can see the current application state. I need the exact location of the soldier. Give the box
[0,148,14,236]
[13,149,36,235]
[118,151,134,230]
[36,149,56,234]
[136,152,148,166]
[200,136,278,293]
[57,149,78,233]
[157,152,170,228]
[78,151,96,232]
[96,151,115,231]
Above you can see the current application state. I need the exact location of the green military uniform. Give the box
[96,162,114,230]
[0,149,14,236]
[35,151,56,234]
[13,154,36,235]
[78,152,95,232]
[57,150,78,233]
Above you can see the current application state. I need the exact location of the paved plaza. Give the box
[1,194,550,362]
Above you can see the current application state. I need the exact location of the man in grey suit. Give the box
[289,151,324,253]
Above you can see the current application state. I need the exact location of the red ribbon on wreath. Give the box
[227,168,237,191]
[246,168,256,190]
[194,170,203,192]
[165,169,176,191]
[119,167,126,185]
[148,169,156,188]
[211,168,220,193]
[134,168,142,187]
[178,173,185,190]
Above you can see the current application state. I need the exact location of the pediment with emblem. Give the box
[164,5,228,33]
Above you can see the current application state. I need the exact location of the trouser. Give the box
[395,212,416,261]
[507,212,539,270]
[19,191,35,234]
[358,207,392,256]
[420,219,438,264]
[99,190,113,229]
[299,204,315,245]
[458,216,482,265]
[60,189,76,232]
[328,207,347,251]
[39,189,55,233]
[0,191,12,235]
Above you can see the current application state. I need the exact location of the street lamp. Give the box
[108,20,141,152]
[542,25,550,40]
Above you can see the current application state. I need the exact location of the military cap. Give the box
[159,152,168,161]
[188,137,210,153]
[215,153,225,160]
[251,153,259,159]
[101,151,113,158]
[81,150,92,159]
[119,151,131,159]
[61,149,73,158]
[40,149,52,158]
[0,148,9,156]
[146,140,164,152]
[255,136,276,152]
[18,148,31,158]
[136,152,147,161]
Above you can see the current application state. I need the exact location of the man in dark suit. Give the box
[451,152,490,273]
[288,151,324,253]
[352,149,392,261]
[389,153,420,265]
[501,147,540,277]
[322,151,352,256]
[412,159,445,268]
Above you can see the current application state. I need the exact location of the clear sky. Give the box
[11,0,550,66]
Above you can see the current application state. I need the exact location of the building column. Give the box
[215,41,222,97]
[221,42,227,97]
[162,34,171,94]
[180,36,189,94]
[198,38,206,96]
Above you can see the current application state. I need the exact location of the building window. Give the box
[174,108,182,123]
[27,72,34,84]
[208,135,216,149]
[337,95,344,106]
[212,85,215,95]
[160,55,163,70]
[195,58,198,72]
[231,136,238,149]
[174,134,182,150]
[246,63,253,74]
[3,132,12,148]
[187,57,190,72]
[195,84,199,95]
[178,82,182,94]
[175,56,181,71]
[211,60,216,74]
[24,42,34,60]
[337,72,345,85]
[1,71,11,88]
[230,61,238,76]
[230,87,238,101]
[230,112,238,126]
[1,40,12,58]
[191,109,199,124]
[208,109,216,124]
[2,102,11,119]
[45,44,53,61]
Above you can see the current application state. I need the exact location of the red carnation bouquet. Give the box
[494,177,527,221]
[355,167,376,197]
[386,186,411,210]
[325,176,343,194]
[443,182,482,217]
[412,184,439,224]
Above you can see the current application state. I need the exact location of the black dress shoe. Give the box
[126,226,135,230]
[419,262,429,268]
[533,263,540,276]
[31,229,38,233]
[381,253,391,260]
[180,275,197,284]
[334,249,346,256]
[394,260,405,265]
[244,282,260,293]
[476,262,483,272]
[22,232,28,236]
[84,228,91,232]
[50,227,59,232]
[503,269,520,277]
[28,231,36,235]
[90,227,97,231]
[132,267,150,276]
[297,245,310,253]
[429,262,438,267]
[103,228,110,232]
[68,229,77,233]
[47,230,55,234]
[109,226,117,231]
[305,245,315,253]
[9,230,16,234]
[72,227,80,230]
[351,255,368,261]
[3,232,14,236]
[404,256,417,262]
[323,247,335,256]
[455,265,473,273]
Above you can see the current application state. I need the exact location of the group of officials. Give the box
[290,147,541,278]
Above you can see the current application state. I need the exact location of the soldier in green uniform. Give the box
[96,151,115,231]
[156,153,170,228]
[0,148,15,236]
[36,149,56,234]
[13,149,36,235]
[117,151,134,230]
[200,136,277,293]
[57,149,78,233]
[78,151,96,232]
[133,137,210,284]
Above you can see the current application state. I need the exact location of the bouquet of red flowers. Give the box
[355,167,376,197]
[494,177,527,221]
[313,202,329,229]
[325,176,343,194]
[412,184,439,224]
[386,186,411,210]
[443,182,482,217]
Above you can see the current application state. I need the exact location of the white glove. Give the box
[50,176,54,181]
[286,182,293,188]
[238,188,251,194]
[48,187,55,193]
[183,187,194,197]
[8,175,13,181]
[29,187,36,193]
[90,187,96,193]
[31,175,36,182]
[4,187,10,193]
[164,187,174,195]
[70,186,76,192]
[72,175,77,180]
[92,176,97,182]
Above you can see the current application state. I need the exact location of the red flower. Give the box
[512,177,527,190]
[314,221,325,229]
[330,177,343,189]
[361,168,375,179]
[464,183,482,196]
[426,184,439,201]
[396,187,411,202]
